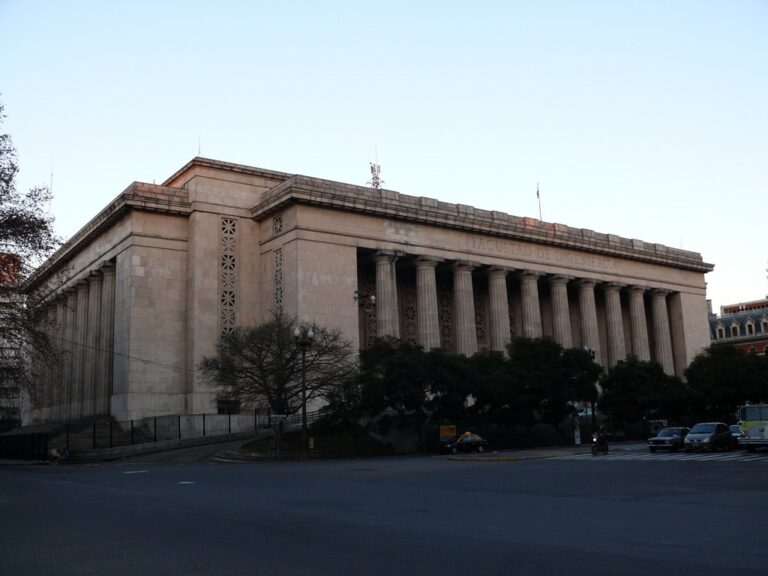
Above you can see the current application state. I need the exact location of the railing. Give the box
[47,408,323,452]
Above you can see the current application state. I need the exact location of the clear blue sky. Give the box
[1,0,766,311]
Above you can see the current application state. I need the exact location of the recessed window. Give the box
[716,326,724,339]
[730,324,740,337]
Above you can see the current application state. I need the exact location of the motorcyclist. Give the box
[596,425,608,451]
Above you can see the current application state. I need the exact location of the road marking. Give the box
[555,451,768,462]
[122,470,149,474]
[177,481,195,485]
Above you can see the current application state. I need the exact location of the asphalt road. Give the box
[1,450,766,576]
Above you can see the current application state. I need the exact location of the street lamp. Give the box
[353,290,376,312]
[294,325,314,457]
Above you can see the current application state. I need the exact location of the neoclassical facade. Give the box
[24,158,714,423]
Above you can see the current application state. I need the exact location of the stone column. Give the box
[604,283,626,367]
[98,263,116,416]
[42,304,57,421]
[63,289,78,421]
[520,271,542,338]
[549,275,573,348]
[54,298,67,422]
[651,289,675,374]
[578,279,602,365]
[487,268,511,352]
[415,258,441,351]
[628,286,651,361]
[72,281,90,420]
[452,264,477,356]
[85,271,103,418]
[375,253,400,338]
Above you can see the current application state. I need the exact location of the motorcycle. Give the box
[592,432,608,456]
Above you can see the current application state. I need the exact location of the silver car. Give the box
[684,422,733,452]
[647,427,689,453]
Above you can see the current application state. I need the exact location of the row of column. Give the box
[37,263,116,422]
[371,253,676,374]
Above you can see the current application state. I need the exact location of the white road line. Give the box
[122,470,149,474]
[177,481,195,485]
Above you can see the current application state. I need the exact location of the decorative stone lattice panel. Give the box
[401,285,417,345]
[508,293,516,337]
[219,217,238,335]
[274,248,283,316]
[358,274,377,348]
[438,285,454,352]
[273,214,283,236]
[474,292,487,348]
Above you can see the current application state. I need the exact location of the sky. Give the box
[1,0,766,312]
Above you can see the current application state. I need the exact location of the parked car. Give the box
[684,422,734,452]
[440,432,488,454]
[647,427,690,453]
[730,424,743,446]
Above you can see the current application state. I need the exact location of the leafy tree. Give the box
[599,357,689,424]
[505,337,601,426]
[685,345,768,421]
[357,337,430,425]
[425,347,474,426]
[0,101,59,420]
[199,315,357,416]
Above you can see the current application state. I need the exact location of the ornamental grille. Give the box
[219,217,238,335]
[474,291,487,347]
[438,284,454,352]
[402,285,417,345]
[274,248,283,316]
[358,274,377,348]
[273,214,283,235]
[508,293,516,337]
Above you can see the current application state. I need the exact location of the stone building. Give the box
[23,157,714,424]
[709,298,768,355]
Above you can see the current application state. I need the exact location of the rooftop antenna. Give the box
[368,147,383,190]
[537,182,542,221]
[47,157,54,213]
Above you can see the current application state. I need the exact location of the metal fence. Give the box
[48,411,272,451]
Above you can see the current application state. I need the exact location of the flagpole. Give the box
[537,182,542,221]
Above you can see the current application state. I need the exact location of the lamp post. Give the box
[353,290,376,312]
[294,325,314,457]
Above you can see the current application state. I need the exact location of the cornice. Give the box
[251,176,714,274]
[25,183,190,291]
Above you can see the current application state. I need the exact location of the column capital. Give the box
[576,277,598,288]
[451,261,478,272]
[487,266,511,278]
[414,257,441,269]
[88,270,103,281]
[549,274,574,285]
[651,288,672,298]
[519,269,542,279]
[603,282,626,293]
[628,284,648,293]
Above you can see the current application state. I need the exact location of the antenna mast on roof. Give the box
[368,162,383,190]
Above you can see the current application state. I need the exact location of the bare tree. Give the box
[199,315,358,416]
[0,100,59,427]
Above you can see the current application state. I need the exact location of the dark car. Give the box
[684,422,734,452]
[440,432,488,454]
[730,425,743,446]
[647,427,690,453]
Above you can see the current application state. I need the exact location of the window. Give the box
[716,326,724,339]
[730,323,740,337]
[746,319,755,335]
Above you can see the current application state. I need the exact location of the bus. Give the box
[738,404,768,452]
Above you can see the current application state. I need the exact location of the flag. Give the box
[537,183,540,200]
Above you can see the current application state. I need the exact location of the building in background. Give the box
[0,253,23,431]
[23,158,714,424]
[709,298,768,356]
